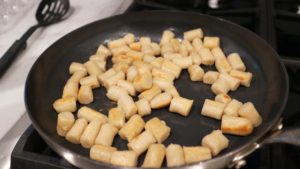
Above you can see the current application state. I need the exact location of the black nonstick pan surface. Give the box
[25,11,288,168]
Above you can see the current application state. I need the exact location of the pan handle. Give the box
[229,120,300,169]
[261,127,300,146]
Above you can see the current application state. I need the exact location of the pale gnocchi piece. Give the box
[108,39,126,49]
[53,97,77,113]
[140,36,151,46]
[77,106,108,123]
[98,68,116,84]
[198,48,215,65]
[96,44,111,58]
[183,146,212,163]
[166,144,185,167]
[117,80,136,96]
[69,62,86,74]
[188,64,204,81]
[184,28,203,41]
[169,96,194,117]
[110,151,137,167]
[238,102,262,127]
[150,92,172,109]
[203,37,220,49]
[190,51,202,65]
[219,73,240,91]
[179,43,189,57]
[138,85,162,101]
[93,60,106,72]
[182,40,195,53]
[133,60,152,73]
[90,145,117,164]
[163,52,181,60]
[106,85,128,102]
[160,30,175,45]
[141,38,154,55]
[151,42,161,56]
[133,72,153,92]
[126,66,138,82]
[230,70,253,87]
[123,33,135,45]
[80,119,103,148]
[161,43,174,55]
[152,67,175,82]
[69,70,88,83]
[143,54,156,63]
[221,115,253,136]
[142,144,166,168]
[89,54,106,62]
[211,78,230,95]
[227,53,246,71]
[129,42,142,51]
[192,37,204,51]
[112,54,132,65]
[112,62,129,74]
[91,54,105,61]
[215,57,232,73]
[66,118,88,144]
[127,130,156,156]
[126,50,144,61]
[137,64,153,73]
[98,68,120,84]
[172,56,193,69]
[136,99,151,116]
[84,60,102,76]
[211,47,226,60]
[215,93,232,105]
[103,71,125,89]
[203,71,220,84]
[152,77,174,91]
[117,94,138,119]
[150,57,165,69]
[57,112,75,136]
[224,99,243,117]
[118,114,145,141]
[111,46,130,56]
[80,75,100,89]
[165,85,180,97]
[201,99,225,120]
[108,107,125,129]
[62,81,78,98]
[201,130,229,156]
[161,60,182,78]
[78,85,94,104]
[145,117,171,143]
[95,123,119,147]
[170,38,180,52]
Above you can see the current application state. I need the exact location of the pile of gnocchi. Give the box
[53,28,262,168]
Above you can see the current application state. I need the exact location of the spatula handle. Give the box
[0,25,39,78]
[0,39,27,78]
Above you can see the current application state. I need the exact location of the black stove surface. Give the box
[11,0,300,169]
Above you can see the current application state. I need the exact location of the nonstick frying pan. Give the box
[25,11,298,169]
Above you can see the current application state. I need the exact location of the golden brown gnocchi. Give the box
[54,28,260,167]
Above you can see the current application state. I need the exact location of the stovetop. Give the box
[11,0,300,169]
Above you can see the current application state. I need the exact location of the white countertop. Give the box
[0,0,132,168]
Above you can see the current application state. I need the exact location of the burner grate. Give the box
[11,127,76,169]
